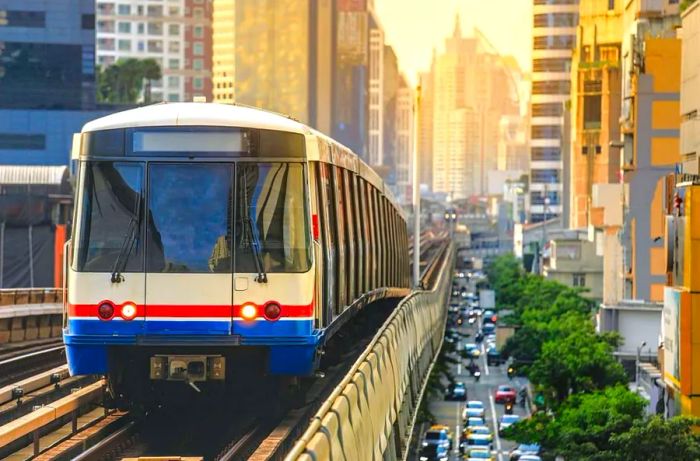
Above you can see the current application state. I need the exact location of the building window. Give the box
[117,4,131,15]
[608,0,615,9]
[193,42,204,56]
[148,40,163,53]
[81,14,95,30]
[531,125,562,140]
[531,147,561,161]
[118,39,131,51]
[97,20,115,33]
[572,273,586,287]
[168,93,179,102]
[168,58,180,70]
[137,41,145,52]
[193,58,203,70]
[168,41,180,53]
[193,77,204,90]
[147,22,163,35]
[0,10,46,28]
[147,5,164,17]
[584,94,602,129]
[194,26,204,38]
[117,21,131,33]
[168,23,180,35]
[0,134,46,150]
[168,6,180,16]
[193,7,204,18]
[168,76,179,89]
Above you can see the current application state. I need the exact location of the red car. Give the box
[495,385,517,404]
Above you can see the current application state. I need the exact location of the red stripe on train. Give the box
[68,302,313,318]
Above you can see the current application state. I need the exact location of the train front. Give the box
[63,104,319,402]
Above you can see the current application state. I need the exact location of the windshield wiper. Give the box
[239,166,268,283]
[111,196,142,283]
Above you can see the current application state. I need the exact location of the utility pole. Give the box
[413,80,422,288]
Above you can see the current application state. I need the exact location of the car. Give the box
[465,343,481,358]
[495,384,517,403]
[499,414,521,434]
[471,306,483,316]
[463,447,494,460]
[482,309,497,320]
[486,347,502,366]
[465,425,492,441]
[509,443,541,461]
[419,443,450,461]
[481,322,496,335]
[445,382,468,401]
[449,303,460,314]
[465,432,492,449]
[465,416,486,429]
[422,427,451,451]
[462,400,485,419]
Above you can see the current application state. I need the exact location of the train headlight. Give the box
[97,302,114,320]
[263,302,281,321]
[121,303,137,320]
[240,303,257,321]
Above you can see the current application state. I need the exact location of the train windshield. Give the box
[74,161,310,274]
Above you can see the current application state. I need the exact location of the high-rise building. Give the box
[382,45,400,184]
[0,0,111,165]
[530,0,579,223]
[429,17,520,200]
[213,0,334,133]
[418,64,434,190]
[96,0,213,102]
[395,75,413,204]
[568,0,623,229]
[368,27,384,166]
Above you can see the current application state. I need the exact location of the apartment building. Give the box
[530,0,579,222]
[96,0,213,102]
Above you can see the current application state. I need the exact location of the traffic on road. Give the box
[418,269,541,461]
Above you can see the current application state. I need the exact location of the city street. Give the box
[429,322,529,461]
[426,279,529,461]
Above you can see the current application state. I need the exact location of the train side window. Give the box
[357,176,369,294]
[364,182,375,290]
[316,162,335,322]
[379,196,388,287]
[331,165,347,313]
[387,205,396,287]
[369,186,380,289]
[343,168,356,302]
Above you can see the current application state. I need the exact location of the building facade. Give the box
[569,0,623,229]
[0,0,112,166]
[96,0,213,103]
[530,0,579,223]
[395,76,413,204]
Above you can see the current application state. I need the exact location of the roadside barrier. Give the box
[286,242,454,461]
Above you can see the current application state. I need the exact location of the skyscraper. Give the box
[530,0,579,223]
[213,0,334,133]
[0,0,109,165]
[95,0,213,102]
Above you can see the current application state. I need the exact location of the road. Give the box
[427,279,530,461]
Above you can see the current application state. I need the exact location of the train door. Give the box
[144,163,233,335]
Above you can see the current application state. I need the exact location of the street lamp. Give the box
[636,340,647,391]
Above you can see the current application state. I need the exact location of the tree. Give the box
[529,329,628,404]
[97,58,163,104]
[607,416,700,461]
[503,386,646,460]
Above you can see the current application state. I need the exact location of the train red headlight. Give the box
[97,302,114,320]
[264,302,281,321]
[240,303,257,321]
[121,303,137,320]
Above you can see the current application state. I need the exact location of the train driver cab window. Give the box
[147,163,233,273]
[235,163,311,273]
[74,162,144,272]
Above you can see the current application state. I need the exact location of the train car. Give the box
[63,102,410,403]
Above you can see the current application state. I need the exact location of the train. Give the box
[63,102,411,404]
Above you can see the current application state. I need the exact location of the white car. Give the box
[499,414,521,434]
[462,400,486,420]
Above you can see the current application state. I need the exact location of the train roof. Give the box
[82,102,310,135]
[80,102,403,214]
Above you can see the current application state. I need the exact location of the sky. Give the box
[375,0,533,85]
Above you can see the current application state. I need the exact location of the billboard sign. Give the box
[663,286,682,388]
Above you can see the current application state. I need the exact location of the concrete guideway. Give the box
[285,242,455,461]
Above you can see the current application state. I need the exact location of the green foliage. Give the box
[607,416,700,461]
[681,0,698,13]
[97,58,163,104]
[503,386,646,459]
